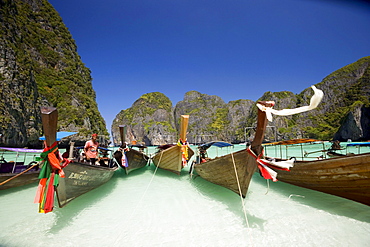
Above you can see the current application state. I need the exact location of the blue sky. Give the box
[48,0,370,134]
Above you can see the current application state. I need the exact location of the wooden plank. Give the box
[179,115,189,141]
[119,125,126,144]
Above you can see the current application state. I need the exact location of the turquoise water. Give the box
[0,144,369,247]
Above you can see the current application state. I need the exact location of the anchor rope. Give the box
[0,161,41,186]
[113,151,163,246]
[231,152,254,247]
[265,179,270,195]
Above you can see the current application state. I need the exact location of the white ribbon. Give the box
[257,85,324,121]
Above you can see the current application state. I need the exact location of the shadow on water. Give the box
[119,164,150,177]
[189,173,267,230]
[48,171,121,234]
[252,173,370,223]
[145,163,190,180]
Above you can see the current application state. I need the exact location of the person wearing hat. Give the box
[84,133,99,165]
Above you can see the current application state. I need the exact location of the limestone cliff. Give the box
[0,0,108,147]
[112,56,370,144]
[112,92,175,146]
[111,91,255,145]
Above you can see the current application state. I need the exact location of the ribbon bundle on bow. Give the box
[249,85,323,181]
[121,151,129,167]
[247,146,294,182]
[34,141,70,213]
[177,139,189,167]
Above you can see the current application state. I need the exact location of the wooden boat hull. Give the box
[123,148,149,174]
[272,153,370,206]
[194,149,257,197]
[0,171,39,190]
[56,162,118,207]
[152,145,194,175]
[0,162,40,190]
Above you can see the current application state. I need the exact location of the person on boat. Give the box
[196,146,209,163]
[84,133,99,165]
[98,149,109,167]
[62,145,71,159]
[330,140,341,150]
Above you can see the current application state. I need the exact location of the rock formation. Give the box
[0,0,108,147]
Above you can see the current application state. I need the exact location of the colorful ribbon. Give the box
[247,146,293,182]
[177,139,189,167]
[34,141,70,213]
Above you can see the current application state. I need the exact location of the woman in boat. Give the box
[84,133,100,165]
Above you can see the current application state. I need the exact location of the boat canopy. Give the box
[39,131,78,141]
[0,147,43,153]
[263,138,321,146]
[199,141,233,150]
[347,142,370,147]
[131,144,147,148]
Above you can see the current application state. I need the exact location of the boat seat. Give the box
[0,163,15,173]
[13,165,28,173]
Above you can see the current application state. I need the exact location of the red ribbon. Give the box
[247,146,289,181]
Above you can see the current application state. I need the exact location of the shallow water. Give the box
[1,144,369,247]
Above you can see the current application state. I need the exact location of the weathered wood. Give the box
[152,145,195,174]
[152,115,194,174]
[40,107,119,208]
[124,148,149,174]
[180,115,189,141]
[114,125,149,174]
[119,125,127,144]
[56,162,118,208]
[194,101,271,197]
[0,167,40,190]
[270,153,370,206]
[40,107,58,147]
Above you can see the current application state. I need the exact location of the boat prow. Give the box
[151,115,194,174]
[56,162,118,207]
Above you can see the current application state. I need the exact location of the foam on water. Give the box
[0,145,369,247]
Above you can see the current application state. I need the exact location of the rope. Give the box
[231,152,254,247]
[113,151,163,246]
[0,162,41,186]
[265,179,270,195]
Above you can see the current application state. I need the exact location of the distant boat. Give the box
[192,86,324,197]
[0,147,42,190]
[191,101,273,197]
[151,115,194,175]
[113,125,150,174]
[35,107,118,212]
[0,131,77,190]
[265,139,370,206]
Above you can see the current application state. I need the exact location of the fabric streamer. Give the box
[177,139,189,167]
[122,153,128,167]
[248,86,323,181]
[34,141,70,213]
[257,85,324,122]
[247,146,293,181]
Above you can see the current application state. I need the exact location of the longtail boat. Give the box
[35,107,118,212]
[151,115,194,175]
[0,131,77,190]
[264,139,370,206]
[192,102,272,197]
[113,125,149,174]
[0,147,42,190]
[192,86,324,197]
